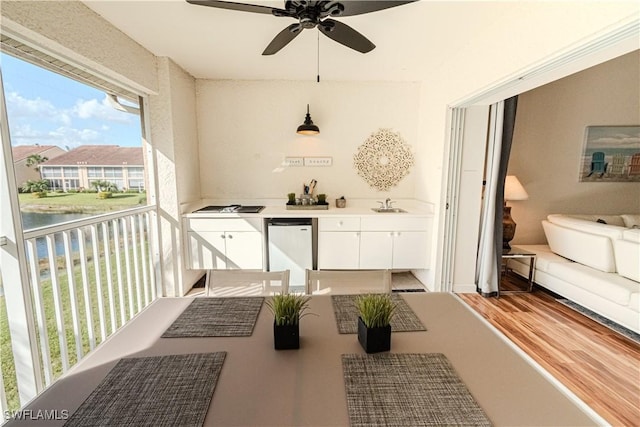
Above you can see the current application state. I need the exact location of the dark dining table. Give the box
[6,293,601,426]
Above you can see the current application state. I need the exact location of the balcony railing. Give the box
[1,205,159,414]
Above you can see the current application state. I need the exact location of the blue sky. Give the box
[1,53,141,149]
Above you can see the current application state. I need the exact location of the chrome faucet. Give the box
[377,198,395,210]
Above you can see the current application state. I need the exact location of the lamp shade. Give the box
[504,175,529,201]
[297,104,319,135]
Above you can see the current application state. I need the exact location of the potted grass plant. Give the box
[356,294,396,353]
[266,293,311,350]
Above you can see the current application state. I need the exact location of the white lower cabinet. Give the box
[318,216,431,270]
[318,217,361,269]
[359,216,431,269]
[391,231,430,269]
[318,231,361,269]
[185,214,431,271]
[185,218,263,270]
[359,232,393,269]
[359,231,429,269]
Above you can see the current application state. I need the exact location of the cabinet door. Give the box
[359,232,393,269]
[318,231,360,269]
[392,231,430,269]
[187,231,227,269]
[225,231,263,269]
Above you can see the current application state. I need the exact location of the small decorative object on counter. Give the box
[266,293,312,350]
[336,196,346,208]
[287,193,296,205]
[317,194,327,205]
[356,294,396,353]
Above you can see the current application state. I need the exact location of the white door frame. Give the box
[439,17,639,292]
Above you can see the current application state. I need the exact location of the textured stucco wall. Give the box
[1,1,201,294]
[196,80,420,201]
[410,2,639,287]
[3,0,638,293]
[509,50,640,244]
[0,0,158,95]
[149,57,200,296]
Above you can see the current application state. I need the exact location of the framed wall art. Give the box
[579,125,640,182]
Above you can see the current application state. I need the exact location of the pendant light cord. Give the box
[317,31,320,83]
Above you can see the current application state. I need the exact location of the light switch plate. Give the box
[285,157,304,167]
[304,157,332,166]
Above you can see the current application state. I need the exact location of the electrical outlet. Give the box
[284,157,304,167]
[304,157,332,167]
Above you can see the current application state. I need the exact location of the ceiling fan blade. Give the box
[335,1,417,17]
[186,0,290,16]
[262,24,304,55]
[318,19,375,53]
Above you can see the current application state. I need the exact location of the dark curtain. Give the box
[492,95,519,291]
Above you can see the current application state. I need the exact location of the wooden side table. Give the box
[499,248,536,297]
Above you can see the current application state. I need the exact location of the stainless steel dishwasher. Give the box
[267,218,314,290]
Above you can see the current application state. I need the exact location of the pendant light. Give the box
[297,104,320,135]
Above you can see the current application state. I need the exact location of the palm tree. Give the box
[25,154,49,171]
[21,179,49,196]
[91,180,118,192]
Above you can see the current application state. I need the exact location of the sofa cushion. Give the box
[614,238,640,282]
[546,215,626,240]
[621,214,640,229]
[622,228,640,243]
[554,214,626,227]
[510,244,572,273]
[542,221,617,273]
[546,262,639,306]
[629,292,639,313]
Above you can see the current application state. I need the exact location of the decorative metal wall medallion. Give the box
[353,129,414,191]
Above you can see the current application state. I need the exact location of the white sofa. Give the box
[510,214,640,334]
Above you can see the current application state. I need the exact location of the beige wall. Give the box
[196,80,420,201]
[2,1,638,292]
[150,58,201,296]
[509,50,640,244]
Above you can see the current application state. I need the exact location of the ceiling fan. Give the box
[186,1,417,55]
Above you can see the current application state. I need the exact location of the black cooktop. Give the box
[194,205,265,213]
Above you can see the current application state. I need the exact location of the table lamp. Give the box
[503,175,529,250]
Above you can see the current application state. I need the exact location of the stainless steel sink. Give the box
[371,208,407,213]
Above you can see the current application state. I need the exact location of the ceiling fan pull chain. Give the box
[317,30,320,83]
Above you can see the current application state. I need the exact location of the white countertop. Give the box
[183,198,434,218]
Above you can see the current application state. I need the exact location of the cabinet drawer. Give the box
[186,218,263,232]
[318,217,360,232]
[360,216,430,231]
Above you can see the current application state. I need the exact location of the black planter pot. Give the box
[274,322,299,350]
[357,317,391,353]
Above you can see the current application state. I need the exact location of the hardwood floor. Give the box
[458,278,640,426]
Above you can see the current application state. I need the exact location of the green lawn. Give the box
[19,192,147,213]
[0,240,149,411]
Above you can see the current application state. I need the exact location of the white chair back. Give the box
[304,269,392,295]
[206,269,290,297]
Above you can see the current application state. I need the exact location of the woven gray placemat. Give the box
[162,297,264,337]
[65,352,226,427]
[331,294,426,334]
[342,353,492,427]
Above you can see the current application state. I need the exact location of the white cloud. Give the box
[73,96,133,123]
[6,89,139,149]
[5,91,71,125]
[10,123,101,148]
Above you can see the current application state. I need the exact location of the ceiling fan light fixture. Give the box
[297,104,320,135]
